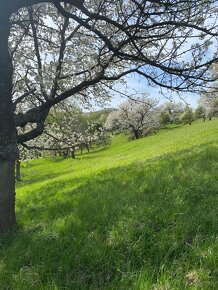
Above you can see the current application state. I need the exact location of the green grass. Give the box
[1,119,218,289]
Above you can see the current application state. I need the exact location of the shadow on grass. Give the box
[17,172,64,187]
[161,124,183,131]
[1,142,218,289]
[18,158,76,186]
[18,148,110,186]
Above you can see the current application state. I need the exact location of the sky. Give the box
[94,73,201,111]
[114,74,200,108]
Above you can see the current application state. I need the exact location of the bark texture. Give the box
[0,9,18,233]
[15,160,21,182]
[0,161,16,232]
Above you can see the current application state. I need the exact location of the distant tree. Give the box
[207,98,218,120]
[105,97,160,139]
[20,103,110,160]
[158,110,172,126]
[199,90,218,120]
[198,62,218,120]
[104,110,122,135]
[180,106,194,125]
[158,102,185,125]
[195,106,206,121]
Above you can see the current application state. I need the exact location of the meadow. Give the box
[0,119,218,289]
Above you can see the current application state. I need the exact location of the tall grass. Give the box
[0,119,218,289]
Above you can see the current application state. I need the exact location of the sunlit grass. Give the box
[0,119,218,289]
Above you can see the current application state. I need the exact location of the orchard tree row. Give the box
[104,96,218,140]
[19,102,110,161]
[105,93,218,140]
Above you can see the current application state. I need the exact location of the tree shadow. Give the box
[161,124,183,131]
[1,142,218,289]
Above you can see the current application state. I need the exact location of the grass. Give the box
[0,119,218,289]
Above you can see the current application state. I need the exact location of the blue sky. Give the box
[106,73,201,109]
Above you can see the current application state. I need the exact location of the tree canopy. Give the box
[10,0,218,144]
[105,97,160,139]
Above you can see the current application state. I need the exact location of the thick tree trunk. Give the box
[15,160,21,182]
[0,11,18,233]
[0,161,17,232]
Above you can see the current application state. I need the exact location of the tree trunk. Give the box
[0,11,18,233]
[71,148,75,159]
[134,130,140,139]
[15,160,21,182]
[85,144,90,153]
[0,161,17,232]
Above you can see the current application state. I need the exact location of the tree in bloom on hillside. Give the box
[158,102,185,125]
[198,62,218,120]
[18,102,110,161]
[180,106,195,125]
[105,97,160,139]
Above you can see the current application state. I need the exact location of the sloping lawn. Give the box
[0,119,218,289]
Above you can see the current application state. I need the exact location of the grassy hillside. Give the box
[1,119,218,289]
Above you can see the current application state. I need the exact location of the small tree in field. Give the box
[158,110,172,126]
[158,102,185,125]
[195,106,206,121]
[105,97,160,139]
[0,0,218,233]
[104,110,122,135]
[207,98,218,120]
[199,90,218,120]
[180,106,194,125]
[198,62,218,120]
